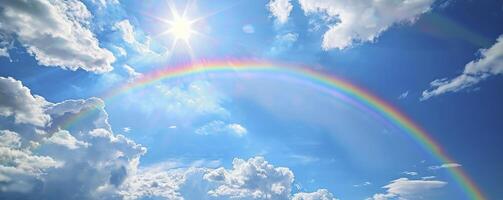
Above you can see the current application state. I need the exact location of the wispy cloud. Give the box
[398,91,409,99]
[353,181,372,187]
[422,34,503,100]
[428,163,461,170]
[368,178,447,200]
[403,171,418,176]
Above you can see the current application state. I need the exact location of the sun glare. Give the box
[168,16,194,41]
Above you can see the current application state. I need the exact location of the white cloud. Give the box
[421,176,436,180]
[0,47,9,59]
[428,163,461,170]
[0,0,115,73]
[0,77,146,199]
[403,171,418,176]
[0,77,335,199]
[398,91,409,99]
[115,20,136,44]
[123,127,131,133]
[123,64,142,81]
[113,19,169,60]
[298,0,434,50]
[204,156,294,199]
[353,181,372,187]
[120,157,337,200]
[226,123,248,136]
[0,77,51,127]
[268,0,293,24]
[43,130,89,149]
[195,120,247,137]
[368,178,447,200]
[243,24,256,34]
[292,189,338,200]
[270,32,299,55]
[422,34,503,100]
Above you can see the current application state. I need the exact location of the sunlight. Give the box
[168,16,194,42]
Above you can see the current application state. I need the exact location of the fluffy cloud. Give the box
[292,189,338,200]
[298,0,434,50]
[204,157,294,199]
[0,76,145,199]
[121,157,336,200]
[0,77,50,127]
[114,20,136,44]
[0,77,335,199]
[195,120,247,137]
[368,178,447,200]
[268,0,293,24]
[42,130,89,149]
[0,0,115,73]
[422,34,503,100]
[428,163,461,170]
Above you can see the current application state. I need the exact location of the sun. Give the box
[168,16,194,42]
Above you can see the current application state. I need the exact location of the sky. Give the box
[0,0,502,200]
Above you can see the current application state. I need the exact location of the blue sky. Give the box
[0,0,502,199]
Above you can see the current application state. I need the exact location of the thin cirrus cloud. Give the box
[0,0,115,73]
[428,163,462,170]
[422,34,503,100]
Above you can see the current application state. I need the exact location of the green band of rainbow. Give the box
[62,60,485,200]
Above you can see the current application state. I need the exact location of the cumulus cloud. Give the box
[268,0,293,24]
[0,76,146,199]
[292,189,338,200]
[298,0,434,50]
[120,157,336,200]
[428,163,461,170]
[422,34,503,100]
[368,178,447,200]
[0,0,115,73]
[0,78,335,199]
[0,77,51,127]
[204,157,294,199]
[195,120,247,137]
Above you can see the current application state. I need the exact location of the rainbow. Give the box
[62,60,485,200]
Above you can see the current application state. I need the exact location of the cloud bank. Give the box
[0,76,335,199]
